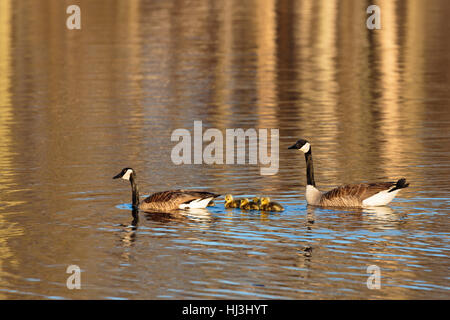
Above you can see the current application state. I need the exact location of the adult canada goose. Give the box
[288,139,410,207]
[260,197,284,212]
[113,167,220,212]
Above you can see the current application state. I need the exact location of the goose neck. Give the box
[304,149,316,187]
[129,173,140,208]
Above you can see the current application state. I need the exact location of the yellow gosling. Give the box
[239,198,251,210]
[248,197,260,210]
[260,197,284,212]
[225,194,241,208]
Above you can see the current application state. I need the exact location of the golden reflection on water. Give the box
[0,0,25,300]
[0,0,449,299]
[0,0,12,181]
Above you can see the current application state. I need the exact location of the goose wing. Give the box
[320,182,396,206]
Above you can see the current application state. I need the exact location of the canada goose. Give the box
[288,139,410,207]
[224,194,242,208]
[113,167,220,212]
[260,197,284,212]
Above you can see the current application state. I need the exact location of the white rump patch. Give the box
[122,169,133,180]
[300,142,311,153]
[179,197,214,209]
[362,189,400,207]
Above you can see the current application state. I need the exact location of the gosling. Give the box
[240,198,260,210]
[260,197,284,212]
[224,194,242,208]
[248,197,261,210]
[239,198,251,210]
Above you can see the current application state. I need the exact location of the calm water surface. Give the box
[0,0,449,299]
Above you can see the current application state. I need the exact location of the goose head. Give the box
[288,139,310,153]
[113,167,135,181]
[260,197,270,206]
[240,198,249,207]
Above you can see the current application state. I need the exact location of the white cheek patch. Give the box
[300,142,310,153]
[122,169,133,180]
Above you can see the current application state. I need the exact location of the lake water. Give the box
[0,0,449,299]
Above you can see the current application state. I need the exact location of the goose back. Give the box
[140,189,219,211]
[319,182,397,207]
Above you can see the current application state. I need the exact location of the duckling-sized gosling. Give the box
[225,194,241,208]
[260,197,284,212]
[248,197,260,210]
[239,198,251,210]
[207,200,215,207]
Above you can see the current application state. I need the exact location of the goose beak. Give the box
[288,144,297,150]
[113,173,122,179]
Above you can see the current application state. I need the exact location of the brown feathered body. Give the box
[306,179,409,207]
[319,182,397,207]
[140,189,219,212]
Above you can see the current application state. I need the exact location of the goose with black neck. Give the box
[113,167,220,212]
[288,139,409,207]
